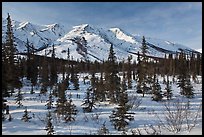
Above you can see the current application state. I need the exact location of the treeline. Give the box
[2,13,202,106]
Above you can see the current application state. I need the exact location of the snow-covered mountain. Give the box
[196,48,202,53]
[2,18,67,52]
[2,18,200,62]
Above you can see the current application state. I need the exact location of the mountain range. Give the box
[2,18,201,62]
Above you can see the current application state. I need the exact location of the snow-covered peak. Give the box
[70,23,99,34]
[110,27,137,44]
[17,21,37,31]
[18,21,30,28]
[72,23,89,30]
[2,19,67,52]
[45,23,59,28]
[196,48,202,53]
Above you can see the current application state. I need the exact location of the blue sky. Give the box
[2,2,202,50]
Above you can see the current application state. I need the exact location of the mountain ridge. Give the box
[2,18,201,62]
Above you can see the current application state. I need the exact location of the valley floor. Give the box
[2,74,202,135]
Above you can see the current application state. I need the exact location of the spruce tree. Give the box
[109,76,134,131]
[177,52,194,98]
[55,82,67,115]
[70,64,79,90]
[183,75,194,98]
[30,44,38,94]
[26,39,32,80]
[45,111,55,135]
[21,107,31,122]
[64,96,78,122]
[127,56,132,89]
[151,74,163,101]
[3,13,22,96]
[8,114,13,122]
[73,75,79,90]
[136,52,142,94]
[105,44,120,103]
[96,72,106,102]
[6,105,10,114]
[15,89,23,108]
[190,52,198,83]
[2,112,6,122]
[137,36,149,97]
[50,44,58,87]
[46,91,54,109]
[164,76,173,100]
[81,87,96,112]
[132,60,137,81]
[97,122,109,135]
[90,72,100,101]
[40,50,49,94]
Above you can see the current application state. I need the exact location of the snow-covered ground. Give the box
[2,74,202,135]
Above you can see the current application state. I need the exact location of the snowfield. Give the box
[2,74,202,135]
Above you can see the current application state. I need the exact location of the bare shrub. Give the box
[132,99,202,135]
[90,112,101,124]
[128,94,142,110]
[149,98,202,133]
[131,124,162,135]
[83,112,89,122]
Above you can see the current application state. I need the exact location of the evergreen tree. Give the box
[164,76,173,100]
[73,75,79,90]
[2,112,6,122]
[81,87,96,112]
[97,122,109,135]
[177,52,194,98]
[70,64,79,90]
[127,56,132,89]
[137,36,149,97]
[141,36,149,55]
[21,107,31,122]
[3,13,22,96]
[90,72,100,101]
[26,39,32,80]
[151,74,163,101]
[8,114,13,122]
[64,96,78,122]
[109,76,134,131]
[18,57,26,81]
[105,44,121,103]
[15,89,23,108]
[6,105,10,114]
[46,91,54,109]
[196,53,201,75]
[132,60,137,81]
[40,50,49,94]
[50,44,58,87]
[30,44,38,94]
[45,111,55,135]
[96,72,106,102]
[190,52,198,83]
[64,74,70,90]
[182,75,194,98]
[55,82,67,115]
